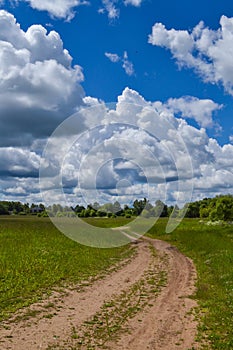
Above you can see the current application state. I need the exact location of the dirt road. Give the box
[0,238,198,349]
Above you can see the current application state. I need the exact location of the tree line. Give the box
[0,201,45,215]
[184,194,233,221]
[0,194,232,222]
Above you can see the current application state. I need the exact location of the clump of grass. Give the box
[148,218,233,349]
[0,216,133,321]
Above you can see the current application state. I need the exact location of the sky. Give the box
[0,0,233,207]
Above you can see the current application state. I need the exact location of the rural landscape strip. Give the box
[0,240,151,349]
[0,237,199,350]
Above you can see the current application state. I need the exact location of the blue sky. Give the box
[6,0,233,142]
[0,0,233,206]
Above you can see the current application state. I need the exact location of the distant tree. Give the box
[154,200,168,217]
[185,202,200,218]
[167,205,174,216]
[96,210,106,217]
[39,203,45,211]
[141,209,151,218]
[133,198,147,216]
[89,209,97,217]
[92,202,100,211]
[74,204,85,214]
[189,195,233,222]
[0,203,8,215]
[101,202,114,214]
[212,196,233,221]
[113,201,123,215]
[200,206,211,218]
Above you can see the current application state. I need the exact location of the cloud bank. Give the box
[0,10,84,146]
[0,11,231,207]
[40,88,233,208]
[1,86,232,205]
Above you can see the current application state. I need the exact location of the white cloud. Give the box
[164,96,222,128]
[100,0,142,20]
[38,87,233,208]
[105,52,120,63]
[0,147,40,177]
[149,16,233,95]
[105,51,135,76]
[0,9,231,206]
[122,51,135,76]
[124,0,142,6]
[100,0,119,19]
[20,0,88,20]
[0,10,85,146]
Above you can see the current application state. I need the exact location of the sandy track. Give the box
[0,242,150,349]
[109,238,198,350]
[0,238,198,350]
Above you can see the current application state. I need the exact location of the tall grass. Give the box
[0,216,132,321]
[148,218,233,349]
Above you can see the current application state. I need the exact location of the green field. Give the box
[0,216,232,349]
[0,216,133,321]
[148,218,233,350]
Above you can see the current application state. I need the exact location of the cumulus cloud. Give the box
[20,0,88,20]
[161,96,221,128]
[39,87,233,208]
[0,11,230,205]
[0,147,40,177]
[149,16,233,95]
[0,10,85,146]
[105,51,135,76]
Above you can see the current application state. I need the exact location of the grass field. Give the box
[0,216,133,321]
[0,216,232,349]
[148,218,233,349]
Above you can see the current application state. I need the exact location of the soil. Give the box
[0,237,199,350]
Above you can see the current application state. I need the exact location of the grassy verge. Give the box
[0,216,133,321]
[147,218,233,349]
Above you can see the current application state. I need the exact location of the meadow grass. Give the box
[148,218,233,349]
[0,216,133,321]
[1,215,232,349]
[83,216,134,228]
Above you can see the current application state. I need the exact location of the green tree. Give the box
[185,202,200,218]
[113,201,122,215]
[133,198,147,216]
[0,203,8,215]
